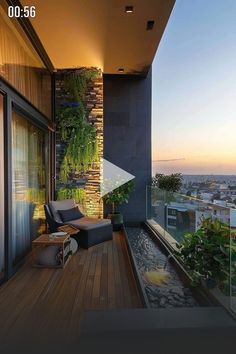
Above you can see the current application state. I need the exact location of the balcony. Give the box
[1,1,236,352]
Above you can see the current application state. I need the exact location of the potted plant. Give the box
[176,218,230,288]
[103,180,134,231]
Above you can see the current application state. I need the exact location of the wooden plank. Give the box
[57,224,79,235]
[83,250,98,308]
[91,243,103,308]
[112,235,124,308]
[0,230,142,339]
[0,267,55,337]
[69,247,94,332]
[99,242,108,308]
[32,234,70,244]
[107,240,116,308]
[115,232,133,308]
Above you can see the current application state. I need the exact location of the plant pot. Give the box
[107,212,123,231]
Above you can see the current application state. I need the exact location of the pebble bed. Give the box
[126,227,199,308]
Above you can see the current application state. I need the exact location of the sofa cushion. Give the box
[69,217,111,231]
[49,199,75,223]
[58,206,84,222]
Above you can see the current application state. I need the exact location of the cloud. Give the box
[152,158,186,163]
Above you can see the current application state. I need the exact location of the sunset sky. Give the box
[152,0,236,175]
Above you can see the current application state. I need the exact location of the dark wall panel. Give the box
[104,70,152,223]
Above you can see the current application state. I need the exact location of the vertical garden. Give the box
[55,68,103,217]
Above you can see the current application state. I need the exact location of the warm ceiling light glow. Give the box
[118,68,124,72]
[125,6,134,13]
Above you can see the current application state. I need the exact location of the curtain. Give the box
[12,112,47,265]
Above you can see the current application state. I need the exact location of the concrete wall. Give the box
[103,70,152,223]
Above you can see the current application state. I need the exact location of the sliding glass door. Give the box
[12,112,47,266]
[0,94,5,282]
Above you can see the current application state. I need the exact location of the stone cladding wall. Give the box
[55,68,103,217]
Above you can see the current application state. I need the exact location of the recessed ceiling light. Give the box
[146,20,155,30]
[125,6,134,13]
[118,68,124,73]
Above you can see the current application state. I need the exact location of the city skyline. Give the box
[152,0,236,175]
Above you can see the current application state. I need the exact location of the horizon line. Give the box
[152,172,236,176]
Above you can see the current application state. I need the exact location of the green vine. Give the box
[59,155,70,184]
[57,69,100,183]
[64,69,98,102]
[57,187,86,204]
[58,105,86,141]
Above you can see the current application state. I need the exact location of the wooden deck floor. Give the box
[0,231,142,345]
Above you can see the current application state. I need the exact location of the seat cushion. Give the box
[69,216,111,231]
[58,206,84,222]
[49,199,76,223]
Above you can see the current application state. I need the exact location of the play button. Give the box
[100,158,135,197]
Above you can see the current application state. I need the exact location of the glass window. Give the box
[168,208,177,216]
[0,1,52,118]
[0,93,5,280]
[167,218,177,227]
[12,111,47,265]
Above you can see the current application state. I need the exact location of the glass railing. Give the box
[146,186,236,314]
[231,228,236,313]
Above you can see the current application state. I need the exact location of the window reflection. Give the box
[0,94,4,280]
[0,1,52,118]
[12,112,47,265]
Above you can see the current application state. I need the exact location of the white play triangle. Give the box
[100,158,135,197]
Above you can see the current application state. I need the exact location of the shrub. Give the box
[152,173,183,192]
[176,218,230,286]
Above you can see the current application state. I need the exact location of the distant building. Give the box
[166,202,197,231]
[213,200,227,207]
[200,192,214,201]
[196,205,230,229]
[191,190,198,198]
[166,200,231,233]
[219,184,228,190]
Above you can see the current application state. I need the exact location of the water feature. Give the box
[126,227,203,308]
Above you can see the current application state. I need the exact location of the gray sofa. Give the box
[44,199,112,249]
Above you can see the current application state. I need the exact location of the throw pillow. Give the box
[58,206,84,222]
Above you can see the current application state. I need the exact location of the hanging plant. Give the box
[59,155,70,184]
[57,187,86,203]
[57,105,86,141]
[64,69,99,102]
[56,69,100,183]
